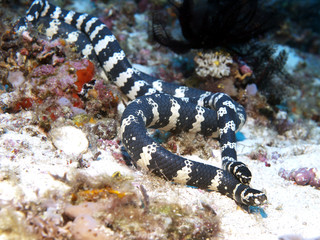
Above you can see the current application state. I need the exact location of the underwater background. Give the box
[0,0,319,239]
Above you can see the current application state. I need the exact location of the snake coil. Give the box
[16,0,267,206]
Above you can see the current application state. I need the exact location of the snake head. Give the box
[234,185,267,206]
[242,188,267,206]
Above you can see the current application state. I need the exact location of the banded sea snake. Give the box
[16,0,267,206]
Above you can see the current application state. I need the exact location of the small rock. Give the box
[70,214,110,240]
[246,83,258,96]
[279,234,303,240]
[64,202,105,219]
[50,126,88,155]
[7,71,25,89]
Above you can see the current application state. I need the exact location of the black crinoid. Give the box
[152,0,278,54]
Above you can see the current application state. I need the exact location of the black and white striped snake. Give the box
[16,0,267,206]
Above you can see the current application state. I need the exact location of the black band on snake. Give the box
[16,0,267,206]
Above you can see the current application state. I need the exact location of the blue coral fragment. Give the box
[151,129,171,144]
[236,132,246,141]
[248,206,268,218]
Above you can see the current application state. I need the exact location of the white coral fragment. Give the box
[50,126,88,155]
[194,51,233,78]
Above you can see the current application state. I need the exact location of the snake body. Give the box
[17,0,267,206]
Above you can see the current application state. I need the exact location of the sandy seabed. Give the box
[0,109,319,240]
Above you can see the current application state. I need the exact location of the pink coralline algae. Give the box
[31,64,56,77]
[4,31,119,123]
[248,148,280,167]
[279,167,320,188]
[30,59,93,96]
[29,39,68,66]
[239,62,253,76]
